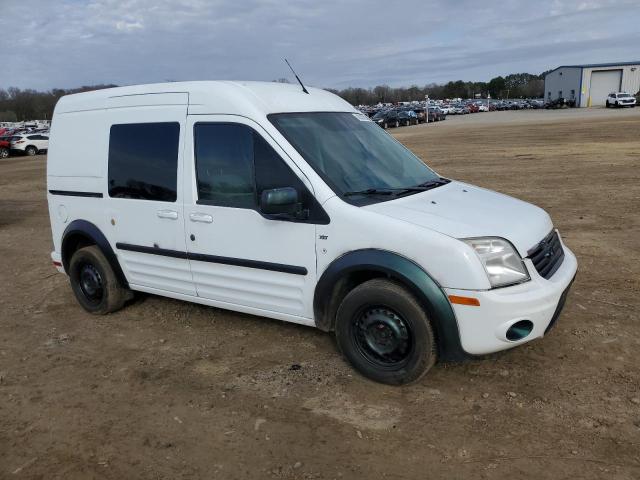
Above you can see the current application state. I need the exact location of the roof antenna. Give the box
[284,58,309,94]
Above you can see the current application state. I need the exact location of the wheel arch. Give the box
[314,249,467,362]
[61,220,129,288]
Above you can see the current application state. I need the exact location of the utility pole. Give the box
[425,95,429,124]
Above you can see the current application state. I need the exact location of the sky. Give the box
[3,0,640,91]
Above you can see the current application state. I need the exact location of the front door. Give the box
[105,101,195,296]
[183,115,322,321]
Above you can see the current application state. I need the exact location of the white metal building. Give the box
[544,61,640,107]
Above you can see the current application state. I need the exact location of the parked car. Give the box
[606,92,636,108]
[372,109,400,128]
[10,133,49,155]
[0,136,10,158]
[398,110,418,126]
[477,103,489,112]
[428,107,446,121]
[47,81,577,385]
[411,107,427,123]
[544,98,568,109]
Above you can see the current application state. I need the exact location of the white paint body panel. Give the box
[47,81,578,357]
[183,116,316,317]
[363,181,553,257]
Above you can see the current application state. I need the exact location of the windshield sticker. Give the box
[353,113,372,122]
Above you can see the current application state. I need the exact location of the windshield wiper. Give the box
[343,178,451,198]
[343,188,403,197]
[414,178,451,189]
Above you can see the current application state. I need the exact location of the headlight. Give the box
[463,237,530,288]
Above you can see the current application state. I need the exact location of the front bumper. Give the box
[444,240,578,355]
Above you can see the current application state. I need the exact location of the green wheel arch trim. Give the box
[313,249,467,362]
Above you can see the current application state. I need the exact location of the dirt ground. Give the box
[1,108,639,479]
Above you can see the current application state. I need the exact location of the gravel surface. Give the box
[1,108,639,479]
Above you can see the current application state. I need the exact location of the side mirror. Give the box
[260,187,307,220]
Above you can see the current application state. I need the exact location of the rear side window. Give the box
[108,122,179,202]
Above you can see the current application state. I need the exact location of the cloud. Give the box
[1,0,639,90]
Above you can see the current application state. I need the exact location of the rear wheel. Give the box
[395,120,399,128]
[25,146,37,156]
[383,122,388,129]
[335,279,437,385]
[69,246,130,314]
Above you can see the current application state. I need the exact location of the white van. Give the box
[47,81,577,384]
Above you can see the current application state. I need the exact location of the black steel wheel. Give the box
[78,262,104,305]
[335,279,437,385]
[353,306,412,368]
[69,245,130,314]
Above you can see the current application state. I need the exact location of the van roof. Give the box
[54,81,355,117]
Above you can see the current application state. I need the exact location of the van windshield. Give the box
[269,112,440,204]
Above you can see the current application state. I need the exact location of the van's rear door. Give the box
[104,93,196,296]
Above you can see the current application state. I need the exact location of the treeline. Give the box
[328,72,547,105]
[0,85,116,122]
[0,72,547,121]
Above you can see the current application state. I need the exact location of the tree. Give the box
[0,110,17,122]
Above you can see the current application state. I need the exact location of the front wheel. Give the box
[335,279,437,385]
[69,245,130,314]
[0,148,8,159]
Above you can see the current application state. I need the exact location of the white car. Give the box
[11,133,49,155]
[477,104,489,112]
[606,92,636,108]
[47,81,577,385]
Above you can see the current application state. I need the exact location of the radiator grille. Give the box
[528,230,565,279]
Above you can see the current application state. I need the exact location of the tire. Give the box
[335,279,437,385]
[383,122,388,129]
[605,101,610,108]
[69,245,130,314]
[395,120,399,128]
[0,148,8,159]
[25,146,37,156]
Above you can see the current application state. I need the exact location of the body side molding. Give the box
[49,190,104,198]
[314,249,467,362]
[116,242,308,276]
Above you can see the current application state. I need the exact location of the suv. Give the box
[10,133,49,155]
[47,81,577,385]
[606,92,636,108]
[372,109,400,128]
[0,136,10,158]
[397,110,418,126]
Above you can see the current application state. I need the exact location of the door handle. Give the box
[157,209,178,220]
[189,212,213,223]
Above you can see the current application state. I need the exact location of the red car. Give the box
[0,136,10,158]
